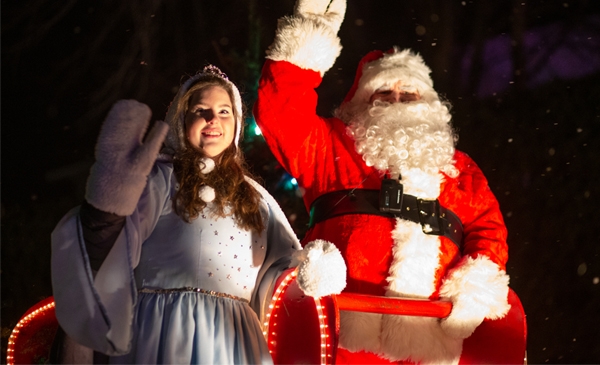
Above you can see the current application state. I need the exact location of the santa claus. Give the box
[254,0,511,364]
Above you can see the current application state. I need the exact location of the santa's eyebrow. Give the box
[399,84,418,92]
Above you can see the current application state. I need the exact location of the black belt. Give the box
[308,189,463,249]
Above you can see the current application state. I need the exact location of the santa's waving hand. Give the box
[294,0,346,33]
[267,0,346,76]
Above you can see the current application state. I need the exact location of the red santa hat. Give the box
[342,47,435,107]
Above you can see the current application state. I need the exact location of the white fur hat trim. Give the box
[350,47,435,106]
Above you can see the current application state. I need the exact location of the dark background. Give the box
[2,0,600,363]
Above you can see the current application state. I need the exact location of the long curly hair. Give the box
[171,78,265,233]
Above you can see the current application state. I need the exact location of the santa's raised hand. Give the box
[294,0,346,34]
[267,0,346,76]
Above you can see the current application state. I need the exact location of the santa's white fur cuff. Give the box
[439,255,511,339]
[267,16,342,76]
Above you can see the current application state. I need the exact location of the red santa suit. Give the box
[254,3,510,364]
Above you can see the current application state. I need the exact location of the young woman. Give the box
[50,65,345,364]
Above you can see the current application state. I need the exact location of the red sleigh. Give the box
[7,269,526,364]
[264,268,527,365]
[6,296,59,365]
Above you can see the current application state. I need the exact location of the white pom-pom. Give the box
[200,158,215,174]
[198,185,215,202]
[295,239,347,298]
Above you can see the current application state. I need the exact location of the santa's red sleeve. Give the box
[254,7,343,180]
[254,60,328,179]
[438,151,511,339]
[442,151,509,268]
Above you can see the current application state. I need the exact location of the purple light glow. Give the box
[462,15,600,97]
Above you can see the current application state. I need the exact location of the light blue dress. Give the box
[51,161,300,364]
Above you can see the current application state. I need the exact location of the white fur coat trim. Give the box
[380,315,463,365]
[266,16,342,76]
[339,311,382,354]
[439,255,511,339]
[387,168,442,297]
[400,167,443,199]
[387,219,440,297]
[339,311,463,365]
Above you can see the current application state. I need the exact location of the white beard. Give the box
[344,96,458,180]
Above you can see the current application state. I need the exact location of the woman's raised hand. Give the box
[85,100,169,216]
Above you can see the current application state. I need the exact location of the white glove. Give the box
[85,100,169,216]
[294,0,347,34]
[294,239,347,298]
[439,256,511,339]
[267,0,346,75]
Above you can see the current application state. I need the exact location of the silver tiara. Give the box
[202,64,229,80]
